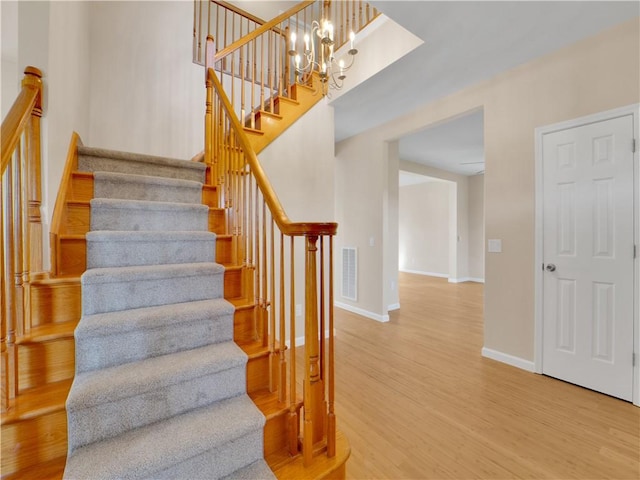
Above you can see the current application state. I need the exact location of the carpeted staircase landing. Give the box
[63,146,275,479]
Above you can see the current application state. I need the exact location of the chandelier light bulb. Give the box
[304,34,310,52]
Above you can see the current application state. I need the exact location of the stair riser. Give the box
[30,281,81,327]
[209,208,226,234]
[57,236,230,276]
[155,429,264,480]
[69,173,218,208]
[75,312,234,373]
[264,410,290,457]
[82,269,224,315]
[67,365,247,453]
[18,338,75,391]
[234,307,257,343]
[247,354,270,393]
[94,176,202,205]
[225,268,244,299]
[91,202,209,232]
[87,236,216,269]
[78,155,204,183]
[1,409,67,476]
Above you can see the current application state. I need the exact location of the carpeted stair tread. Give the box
[68,340,246,411]
[66,341,248,452]
[86,230,216,268]
[64,395,265,479]
[93,171,203,204]
[78,145,205,182]
[221,459,276,480]
[81,262,224,315]
[90,198,209,232]
[75,298,235,372]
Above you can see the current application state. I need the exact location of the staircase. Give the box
[2,1,379,477]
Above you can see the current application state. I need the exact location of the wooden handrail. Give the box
[213,0,267,27]
[214,1,315,62]
[1,67,42,174]
[207,67,337,237]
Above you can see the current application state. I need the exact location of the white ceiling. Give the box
[331,0,639,175]
[230,1,638,176]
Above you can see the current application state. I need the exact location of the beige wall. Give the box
[468,174,484,280]
[87,1,204,160]
[336,18,640,361]
[399,180,451,276]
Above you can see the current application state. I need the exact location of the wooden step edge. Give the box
[58,234,86,241]
[71,170,93,179]
[243,126,265,136]
[250,388,302,421]
[66,200,90,207]
[271,430,351,480]
[15,320,77,345]
[274,95,300,107]
[1,379,72,426]
[229,297,256,309]
[31,275,81,286]
[1,455,66,480]
[255,109,283,121]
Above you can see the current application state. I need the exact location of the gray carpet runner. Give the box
[64,146,275,479]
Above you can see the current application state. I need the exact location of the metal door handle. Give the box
[545,264,556,272]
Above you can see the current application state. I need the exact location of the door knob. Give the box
[545,264,556,272]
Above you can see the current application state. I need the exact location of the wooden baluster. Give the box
[207,0,211,40]
[1,163,17,410]
[327,235,336,457]
[284,25,290,95]
[269,216,276,392]
[260,32,265,114]
[198,0,203,62]
[303,234,324,466]
[278,231,286,402]
[262,199,268,346]
[193,0,198,62]
[288,236,298,455]
[205,37,215,167]
[24,67,43,275]
[13,142,26,340]
[319,236,325,385]
[254,181,261,338]
[223,7,228,71]
[268,31,275,113]
[240,44,246,125]
[250,39,256,129]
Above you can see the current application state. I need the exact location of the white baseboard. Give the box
[481,347,535,372]
[449,277,485,284]
[334,302,390,322]
[400,268,448,278]
[388,303,400,311]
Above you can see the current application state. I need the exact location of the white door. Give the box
[542,115,635,401]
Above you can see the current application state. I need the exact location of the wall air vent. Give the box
[341,247,357,301]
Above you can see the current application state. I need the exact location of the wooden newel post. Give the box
[204,36,215,168]
[24,67,43,274]
[303,234,326,466]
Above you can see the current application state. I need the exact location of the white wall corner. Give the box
[449,276,484,283]
[388,303,400,311]
[335,302,390,323]
[481,347,535,372]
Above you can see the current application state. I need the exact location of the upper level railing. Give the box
[201,0,379,128]
[193,0,268,66]
[1,66,44,412]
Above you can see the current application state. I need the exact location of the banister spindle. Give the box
[288,235,298,455]
[278,231,286,403]
[303,234,325,466]
[327,235,336,457]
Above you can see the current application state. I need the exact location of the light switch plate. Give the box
[488,239,502,253]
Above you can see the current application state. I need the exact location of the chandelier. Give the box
[288,17,358,95]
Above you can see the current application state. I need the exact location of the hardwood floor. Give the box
[332,273,639,479]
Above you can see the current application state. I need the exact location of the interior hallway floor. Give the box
[332,273,639,479]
